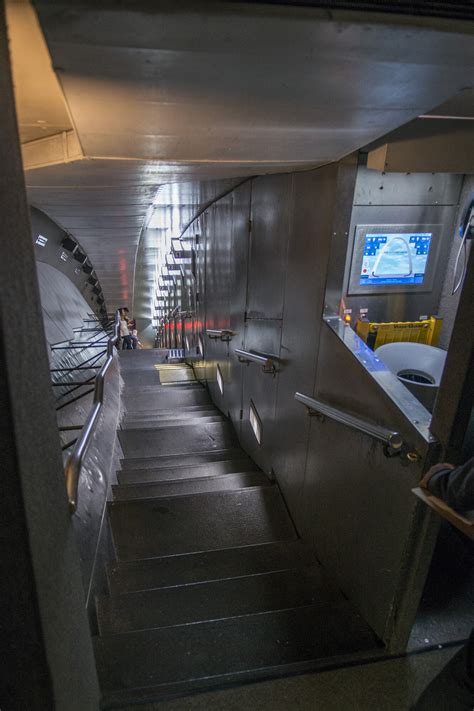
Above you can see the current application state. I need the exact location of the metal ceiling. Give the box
[11,1,474,313]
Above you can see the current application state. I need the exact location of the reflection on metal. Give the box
[207,328,234,342]
[294,391,403,452]
[325,317,435,444]
[64,312,120,513]
[235,348,277,375]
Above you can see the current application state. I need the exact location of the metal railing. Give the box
[294,392,403,451]
[235,348,277,375]
[207,328,234,342]
[64,311,120,512]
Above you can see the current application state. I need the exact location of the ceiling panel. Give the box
[22,1,474,316]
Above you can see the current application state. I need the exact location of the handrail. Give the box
[294,392,403,450]
[207,328,234,342]
[235,348,277,375]
[64,311,120,513]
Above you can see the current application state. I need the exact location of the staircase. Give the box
[94,350,380,708]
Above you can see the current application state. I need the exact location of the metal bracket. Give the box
[207,329,235,343]
[235,348,277,376]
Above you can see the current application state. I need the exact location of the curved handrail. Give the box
[64,311,120,512]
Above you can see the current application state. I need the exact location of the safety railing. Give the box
[294,392,404,451]
[64,311,120,512]
[235,348,278,375]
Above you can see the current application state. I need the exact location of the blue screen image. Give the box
[359,232,432,286]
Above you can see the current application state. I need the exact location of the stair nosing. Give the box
[109,483,272,505]
[96,601,335,640]
[114,471,265,488]
[102,565,318,598]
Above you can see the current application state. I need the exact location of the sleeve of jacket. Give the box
[427,457,474,512]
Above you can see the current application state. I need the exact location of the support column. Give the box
[0,3,100,709]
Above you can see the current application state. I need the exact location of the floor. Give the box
[120,646,460,711]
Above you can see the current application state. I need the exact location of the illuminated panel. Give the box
[35,234,47,246]
[359,232,432,286]
[216,364,224,395]
[249,400,263,445]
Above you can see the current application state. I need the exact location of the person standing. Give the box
[119,308,132,349]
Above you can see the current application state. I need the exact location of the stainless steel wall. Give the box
[181,160,467,651]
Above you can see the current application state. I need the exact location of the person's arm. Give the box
[420,457,474,512]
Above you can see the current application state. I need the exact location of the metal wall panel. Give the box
[269,165,339,528]
[247,174,292,319]
[240,318,283,474]
[205,196,233,409]
[301,323,436,646]
[343,169,461,325]
[193,215,208,384]
[226,182,252,435]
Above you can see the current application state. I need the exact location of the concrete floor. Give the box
[121,646,459,711]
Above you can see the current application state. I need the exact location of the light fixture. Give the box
[250,401,263,445]
[216,365,224,395]
[35,234,47,247]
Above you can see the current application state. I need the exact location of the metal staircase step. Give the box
[122,389,210,411]
[121,415,225,430]
[108,487,297,561]
[119,448,250,471]
[124,406,218,421]
[95,604,380,707]
[97,566,341,635]
[106,540,315,594]
[118,422,238,458]
[112,471,270,501]
[117,458,258,485]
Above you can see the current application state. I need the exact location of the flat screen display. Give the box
[359,232,432,286]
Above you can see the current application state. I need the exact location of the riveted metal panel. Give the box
[247,174,292,319]
[270,165,339,529]
[354,166,462,207]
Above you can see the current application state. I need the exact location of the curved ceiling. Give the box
[7,0,474,312]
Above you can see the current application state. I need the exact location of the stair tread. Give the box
[124,407,218,420]
[118,422,237,458]
[108,487,296,560]
[97,566,343,635]
[112,471,269,500]
[117,459,257,484]
[95,604,380,704]
[122,390,210,411]
[119,449,250,470]
[107,540,316,594]
[122,415,225,430]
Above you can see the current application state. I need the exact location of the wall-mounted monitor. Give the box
[348,224,441,295]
